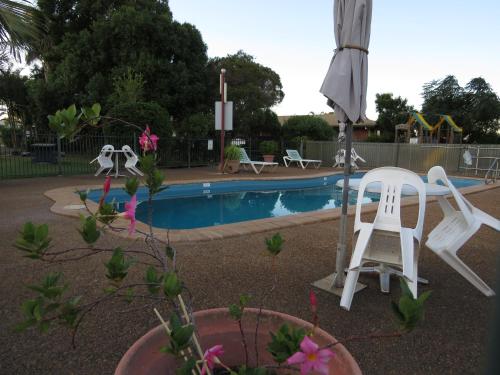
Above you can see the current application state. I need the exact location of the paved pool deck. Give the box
[0,166,499,375]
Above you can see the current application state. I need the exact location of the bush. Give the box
[105,101,172,140]
[282,116,334,141]
[177,113,213,138]
[224,145,242,160]
[259,140,278,155]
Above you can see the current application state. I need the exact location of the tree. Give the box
[282,115,334,141]
[0,67,29,147]
[0,0,43,58]
[28,0,209,134]
[207,51,284,138]
[421,75,500,143]
[375,93,414,142]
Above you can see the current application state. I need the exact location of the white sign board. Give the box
[215,101,233,131]
[207,139,213,150]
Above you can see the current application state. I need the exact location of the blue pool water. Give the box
[89,174,482,230]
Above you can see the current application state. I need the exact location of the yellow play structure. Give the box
[395,112,463,144]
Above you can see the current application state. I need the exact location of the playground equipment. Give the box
[395,112,462,144]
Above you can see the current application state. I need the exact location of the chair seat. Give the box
[241,160,277,166]
[426,212,480,253]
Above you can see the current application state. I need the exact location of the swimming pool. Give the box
[89,174,483,230]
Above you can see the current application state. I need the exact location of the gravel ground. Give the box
[0,167,499,375]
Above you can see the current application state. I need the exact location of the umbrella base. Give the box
[312,273,366,297]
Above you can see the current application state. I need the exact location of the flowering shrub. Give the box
[14,104,430,375]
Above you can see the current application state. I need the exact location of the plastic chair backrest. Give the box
[239,148,251,163]
[355,167,426,240]
[427,166,475,226]
[100,145,114,159]
[122,145,137,160]
[286,149,302,160]
[463,150,473,166]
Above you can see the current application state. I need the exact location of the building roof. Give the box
[278,112,376,127]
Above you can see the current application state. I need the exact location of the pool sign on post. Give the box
[216,69,232,172]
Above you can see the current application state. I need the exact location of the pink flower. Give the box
[138,125,159,152]
[103,176,111,194]
[123,195,137,235]
[309,290,317,313]
[99,176,112,208]
[201,344,224,375]
[287,336,335,375]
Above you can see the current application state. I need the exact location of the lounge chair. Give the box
[333,148,366,169]
[239,148,278,175]
[340,167,426,310]
[425,166,499,297]
[283,149,321,169]
[122,145,144,176]
[90,145,114,176]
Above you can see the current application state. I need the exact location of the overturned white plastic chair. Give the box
[90,145,114,176]
[340,167,427,311]
[333,148,366,169]
[122,145,144,176]
[425,166,499,297]
[239,148,278,175]
[283,149,321,169]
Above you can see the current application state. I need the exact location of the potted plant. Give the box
[13,103,431,375]
[224,144,242,173]
[259,140,278,163]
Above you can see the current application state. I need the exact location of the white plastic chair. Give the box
[90,145,114,176]
[333,148,366,169]
[122,145,144,176]
[239,148,278,175]
[340,167,427,310]
[425,166,499,297]
[463,150,473,167]
[283,149,321,169]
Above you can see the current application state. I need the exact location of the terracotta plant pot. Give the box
[224,160,240,173]
[115,308,361,375]
[262,155,275,163]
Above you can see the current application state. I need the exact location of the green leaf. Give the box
[176,357,197,375]
[267,324,306,364]
[125,176,140,196]
[165,246,175,261]
[229,304,242,320]
[163,272,182,298]
[125,288,134,303]
[97,203,118,225]
[265,233,284,256]
[92,103,101,116]
[78,215,100,245]
[15,222,52,258]
[76,189,88,202]
[171,324,194,348]
[104,248,133,283]
[145,266,162,294]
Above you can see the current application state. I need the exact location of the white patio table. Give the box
[335,178,451,196]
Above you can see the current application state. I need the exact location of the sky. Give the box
[169,0,500,120]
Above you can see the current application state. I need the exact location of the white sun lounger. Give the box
[283,149,321,169]
[239,148,278,175]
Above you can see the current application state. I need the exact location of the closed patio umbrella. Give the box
[316,0,372,292]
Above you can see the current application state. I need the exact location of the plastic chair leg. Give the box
[380,270,390,293]
[94,167,104,177]
[340,268,361,311]
[440,251,495,297]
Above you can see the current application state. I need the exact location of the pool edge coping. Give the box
[44,172,500,244]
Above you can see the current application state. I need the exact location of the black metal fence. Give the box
[1,132,302,179]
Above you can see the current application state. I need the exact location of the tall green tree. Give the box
[375,93,414,142]
[207,51,284,138]
[282,115,334,141]
[421,75,500,143]
[0,67,29,147]
[28,0,208,134]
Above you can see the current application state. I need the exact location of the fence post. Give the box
[395,141,400,167]
[187,139,191,168]
[300,139,304,156]
[57,135,62,175]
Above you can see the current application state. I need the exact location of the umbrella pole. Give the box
[312,121,366,296]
